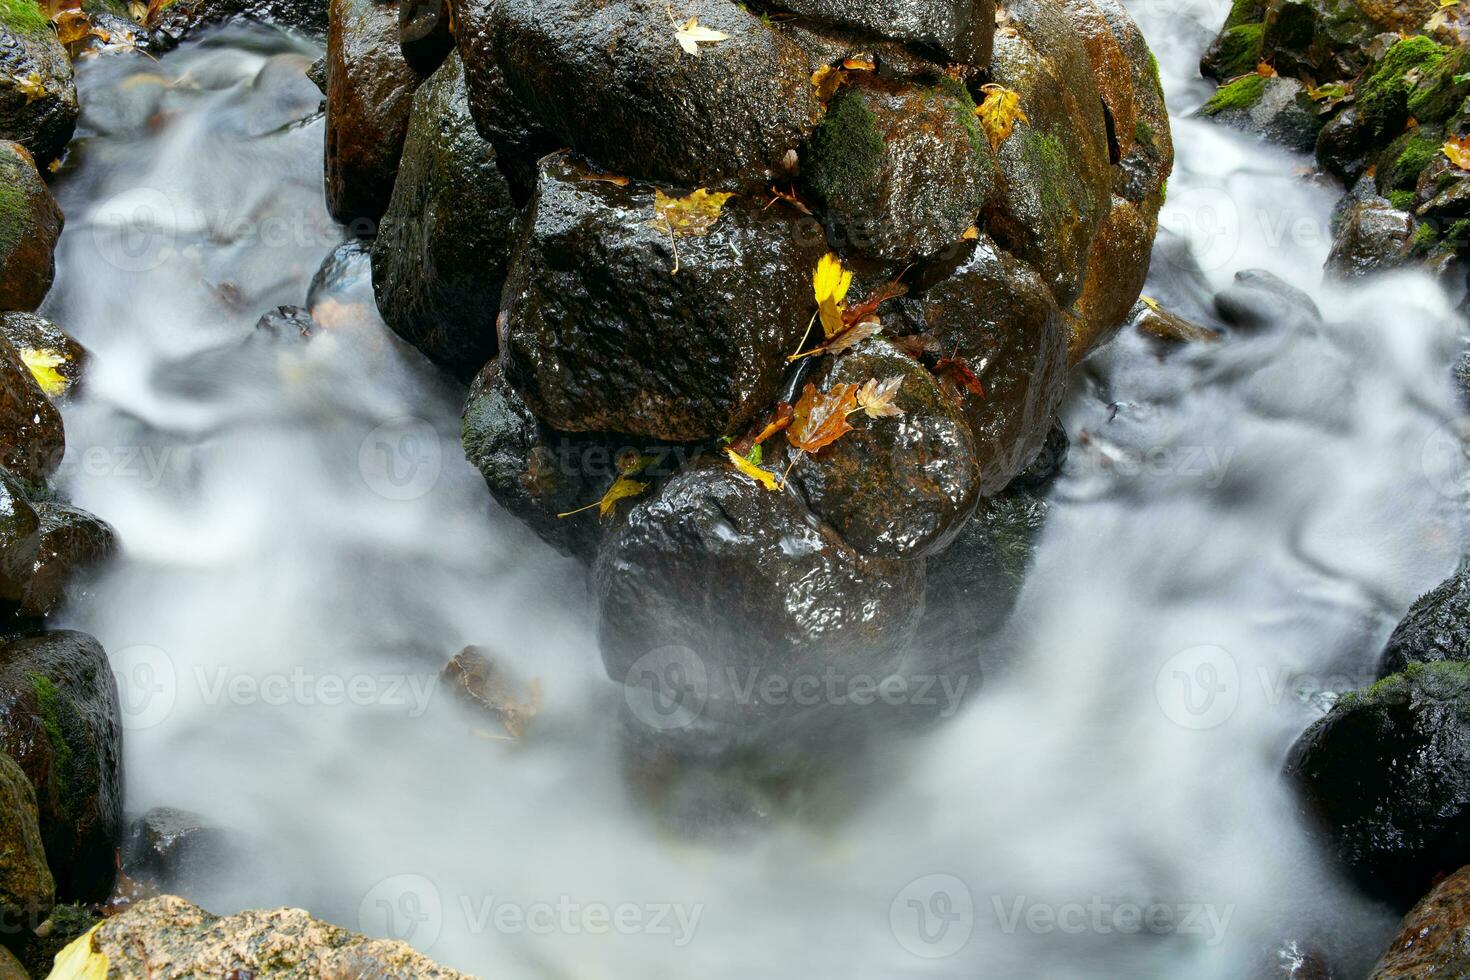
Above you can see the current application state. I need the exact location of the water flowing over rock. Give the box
[147,0,329,47]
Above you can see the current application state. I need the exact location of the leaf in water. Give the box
[49,925,108,980]
[1445,133,1470,170]
[726,447,780,491]
[674,16,729,56]
[975,84,1028,149]
[856,375,905,418]
[788,381,858,453]
[749,402,794,447]
[20,347,68,397]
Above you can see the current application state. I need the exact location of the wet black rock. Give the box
[324,0,419,226]
[0,13,78,169]
[1285,661,1470,910]
[371,52,516,380]
[0,336,63,486]
[890,235,1068,495]
[984,0,1112,307]
[594,462,925,733]
[1325,195,1412,279]
[0,630,123,903]
[1197,76,1325,154]
[123,807,234,894]
[146,0,329,47]
[252,305,314,340]
[19,503,115,620]
[0,469,37,609]
[802,78,996,265]
[1261,939,1339,980]
[471,0,823,185]
[1378,565,1470,678]
[1213,268,1324,329]
[0,142,63,314]
[789,338,979,559]
[0,312,87,396]
[775,0,994,66]
[502,154,825,442]
[306,239,371,310]
[398,0,452,77]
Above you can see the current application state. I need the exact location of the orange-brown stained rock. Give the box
[1369,865,1470,979]
[0,143,62,315]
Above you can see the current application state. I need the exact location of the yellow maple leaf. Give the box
[12,72,48,104]
[1445,134,1470,170]
[649,187,733,273]
[20,347,68,397]
[674,16,729,56]
[49,924,108,980]
[812,64,845,101]
[812,252,852,339]
[726,447,780,491]
[975,84,1028,149]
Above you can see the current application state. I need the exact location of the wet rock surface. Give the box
[371,52,516,380]
[0,143,63,314]
[123,807,235,895]
[0,12,78,169]
[1199,75,1325,153]
[1378,564,1470,677]
[789,338,979,559]
[1368,864,1470,979]
[19,503,115,620]
[147,0,328,46]
[775,0,994,66]
[502,155,825,442]
[0,748,52,939]
[398,0,451,76]
[0,336,63,486]
[1285,661,1470,910]
[0,312,87,395]
[323,0,419,226]
[85,894,473,978]
[0,630,122,903]
[1326,192,1413,278]
[0,470,38,607]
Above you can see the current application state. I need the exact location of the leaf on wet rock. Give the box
[856,375,905,418]
[648,187,733,273]
[50,924,108,980]
[558,453,654,520]
[581,172,631,186]
[787,381,858,453]
[726,447,781,491]
[12,72,48,104]
[674,16,729,56]
[975,84,1028,149]
[52,8,108,46]
[811,57,874,102]
[1444,133,1470,170]
[936,349,986,401]
[1255,61,1277,77]
[20,347,68,397]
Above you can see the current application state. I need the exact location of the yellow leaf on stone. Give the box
[812,252,852,340]
[726,447,780,491]
[650,187,732,238]
[855,375,905,419]
[811,64,845,101]
[20,348,68,397]
[12,72,48,104]
[674,16,729,56]
[974,83,1028,149]
[48,924,108,980]
[1445,134,1470,170]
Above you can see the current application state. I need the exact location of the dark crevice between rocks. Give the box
[1101,98,1121,165]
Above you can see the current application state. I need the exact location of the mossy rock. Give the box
[1204,23,1264,80]
[1406,45,1470,125]
[0,748,52,940]
[1357,36,1447,144]
[0,141,63,314]
[1202,73,1269,115]
[1376,123,1443,195]
[0,12,78,168]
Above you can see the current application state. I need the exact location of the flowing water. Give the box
[33,3,1470,976]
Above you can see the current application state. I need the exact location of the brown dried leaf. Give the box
[856,375,905,418]
[787,382,858,453]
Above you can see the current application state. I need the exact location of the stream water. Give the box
[32,3,1470,977]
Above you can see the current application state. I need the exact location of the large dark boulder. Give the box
[323,0,419,227]
[469,0,823,185]
[0,336,63,486]
[1368,864,1470,979]
[984,0,1112,308]
[502,154,825,442]
[1378,565,1470,678]
[594,462,925,734]
[0,8,77,169]
[1325,194,1412,279]
[771,0,994,67]
[802,78,997,265]
[788,338,979,559]
[0,142,63,314]
[1197,75,1324,154]
[0,631,122,903]
[371,52,517,380]
[890,235,1068,495]
[1285,662,1470,910]
[0,748,51,939]
[19,503,115,620]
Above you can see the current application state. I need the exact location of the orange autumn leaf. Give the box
[975,84,1028,148]
[1255,61,1277,77]
[787,382,858,453]
[1445,134,1470,170]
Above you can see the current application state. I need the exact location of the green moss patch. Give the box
[803,88,885,205]
[1376,125,1442,194]
[1359,36,1447,138]
[1407,47,1470,125]
[1388,189,1416,210]
[0,0,48,35]
[1212,24,1265,80]
[1225,0,1266,29]
[1339,659,1470,711]
[0,177,26,257]
[1202,73,1268,116]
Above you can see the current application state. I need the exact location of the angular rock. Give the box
[0,336,63,486]
[802,78,996,265]
[1378,565,1470,678]
[124,808,234,894]
[0,749,52,939]
[984,0,1112,307]
[0,470,37,607]
[0,631,123,903]
[502,154,826,442]
[0,7,78,168]
[1285,661,1470,910]
[1199,75,1325,153]
[789,338,979,559]
[1368,864,1470,979]
[146,0,329,46]
[1325,195,1412,278]
[890,235,1068,495]
[323,0,419,226]
[85,895,472,978]
[398,0,452,77]
[476,0,823,184]
[594,462,925,732]
[0,143,63,314]
[306,239,371,311]
[19,503,116,620]
[0,312,87,396]
[772,0,994,67]
[371,52,516,379]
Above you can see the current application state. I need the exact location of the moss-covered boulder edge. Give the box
[1200,0,1470,280]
